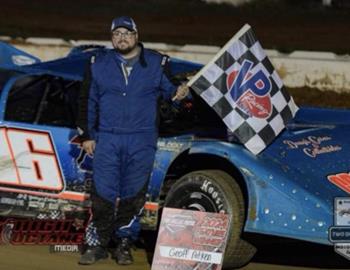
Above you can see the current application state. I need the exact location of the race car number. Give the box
[0,127,63,192]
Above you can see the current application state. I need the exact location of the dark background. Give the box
[1,0,350,108]
[1,0,350,53]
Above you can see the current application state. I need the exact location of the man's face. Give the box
[111,27,138,55]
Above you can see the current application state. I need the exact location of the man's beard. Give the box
[115,43,137,55]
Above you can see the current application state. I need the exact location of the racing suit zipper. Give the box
[121,62,130,127]
[121,63,129,86]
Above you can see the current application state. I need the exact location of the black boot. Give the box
[113,238,134,265]
[78,246,108,265]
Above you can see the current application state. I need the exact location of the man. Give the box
[77,16,189,265]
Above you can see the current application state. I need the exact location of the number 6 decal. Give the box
[0,127,64,192]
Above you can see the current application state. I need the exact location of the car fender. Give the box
[186,140,334,245]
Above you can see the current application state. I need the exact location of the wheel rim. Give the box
[171,191,219,212]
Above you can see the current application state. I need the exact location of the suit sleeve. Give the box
[159,55,177,100]
[76,58,99,141]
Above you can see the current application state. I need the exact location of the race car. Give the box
[0,42,350,269]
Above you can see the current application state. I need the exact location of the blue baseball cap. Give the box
[111,16,137,32]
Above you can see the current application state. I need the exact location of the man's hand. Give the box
[172,84,189,101]
[82,140,96,156]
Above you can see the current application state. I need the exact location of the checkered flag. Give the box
[188,24,298,154]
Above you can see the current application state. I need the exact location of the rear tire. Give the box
[164,170,256,269]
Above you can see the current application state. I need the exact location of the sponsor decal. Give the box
[0,196,25,207]
[11,55,37,66]
[335,198,350,226]
[283,135,342,158]
[200,180,224,212]
[334,243,350,259]
[227,60,272,118]
[328,172,350,194]
[69,135,92,173]
[0,218,87,245]
[329,198,350,260]
[157,141,185,152]
[140,201,159,229]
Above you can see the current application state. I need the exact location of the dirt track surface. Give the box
[0,245,150,270]
[0,244,349,270]
[1,0,350,54]
[288,87,350,109]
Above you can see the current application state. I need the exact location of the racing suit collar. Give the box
[138,43,147,68]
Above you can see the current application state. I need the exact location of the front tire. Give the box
[164,170,256,269]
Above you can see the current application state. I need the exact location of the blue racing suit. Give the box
[77,44,176,246]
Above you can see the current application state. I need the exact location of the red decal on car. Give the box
[328,173,350,193]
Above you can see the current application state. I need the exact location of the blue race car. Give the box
[0,42,349,268]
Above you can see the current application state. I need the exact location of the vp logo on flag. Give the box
[188,24,298,155]
[227,59,272,119]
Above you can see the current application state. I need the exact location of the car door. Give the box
[0,72,91,220]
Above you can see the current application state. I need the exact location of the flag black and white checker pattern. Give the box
[188,24,298,154]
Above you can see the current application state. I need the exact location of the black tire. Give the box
[164,170,256,269]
